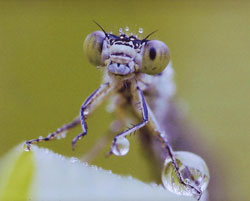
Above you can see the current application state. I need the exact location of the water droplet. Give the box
[160,132,166,138]
[138,28,143,34]
[125,26,129,32]
[70,157,79,164]
[24,147,30,152]
[61,132,66,138]
[112,137,130,156]
[119,28,123,34]
[59,155,65,160]
[161,151,209,198]
[127,176,133,180]
[83,109,89,116]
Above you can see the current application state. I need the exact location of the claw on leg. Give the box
[25,118,81,151]
[72,132,86,150]
[107,138,117,156]
[74,82,112,150]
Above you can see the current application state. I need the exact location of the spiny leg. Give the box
[25,117,81,150]
[72,82,113,149]
[147,107,202,199]
[109,86,148,155]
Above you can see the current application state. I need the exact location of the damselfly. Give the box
[26,22,209,200]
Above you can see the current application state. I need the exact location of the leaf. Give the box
[0,143,198,201]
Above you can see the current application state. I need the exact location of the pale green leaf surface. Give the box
[0,144,34,201]
[0,144,202,201]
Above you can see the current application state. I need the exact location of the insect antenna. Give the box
[93,20,109,39]
[141,30,158,43]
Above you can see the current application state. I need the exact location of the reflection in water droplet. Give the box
[138,28,143,34]
[125,26,129,32]
[112,137,130,156]
[161,151,209,198]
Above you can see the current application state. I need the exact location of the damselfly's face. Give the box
[83,29,170,76]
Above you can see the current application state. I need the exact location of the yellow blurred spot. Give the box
[0,151,34,201]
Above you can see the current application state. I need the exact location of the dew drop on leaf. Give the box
[112,137,130,156]
[24,147,30,152]
[70,157,79,164]
[161,151,209,198]
[23,143,31,152]
[138,28,143,34]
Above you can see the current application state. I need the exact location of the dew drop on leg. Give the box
[161,151,210,198]
[112,137,130,156]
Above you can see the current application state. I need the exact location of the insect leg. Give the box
[72,82,113,149]
[147,107,202,198]
[109,86,148,154]
[25,117,80,150]
[81,119,124,162]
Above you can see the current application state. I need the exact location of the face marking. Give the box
[83,27,170,76]
[104,33,144,75]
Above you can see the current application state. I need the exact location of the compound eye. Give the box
[83,31,106,66]
[141,40,170,75]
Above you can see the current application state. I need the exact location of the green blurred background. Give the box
[0,1,249,201]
